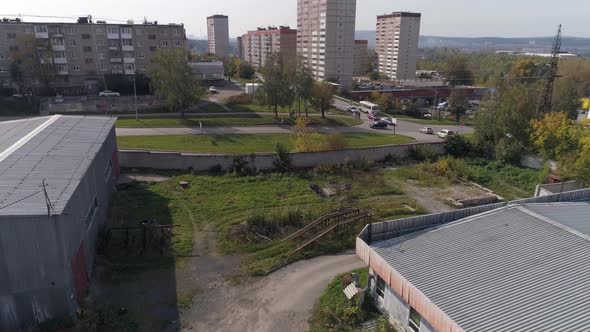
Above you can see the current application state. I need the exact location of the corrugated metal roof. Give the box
[0,115,115,216]
[370,203,590,332]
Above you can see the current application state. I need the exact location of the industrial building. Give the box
[240,26,297,68]
[207,15,230,59]
[376,12,421,80]
[188,61,225,83]
[0,17,187,93]
[0,115,118,331]
[297,0,356,89]
[357,189,590,332]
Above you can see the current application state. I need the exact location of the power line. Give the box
[0,190,44,210]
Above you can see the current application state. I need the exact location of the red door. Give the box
[71,244,89,303]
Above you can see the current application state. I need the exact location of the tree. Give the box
[259,53,292,118]
[292,59,314,117]
[447,89,468,123]
[310,82,335,118]
[531,112,581,160]
[224,57,239,79]
[291,117,324,152]
[238,61,255,79]
[149,49,204,117]
[376,93,395,114]
[445,55,474,86]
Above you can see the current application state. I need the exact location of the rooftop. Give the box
[370,202,590,332]
[0,115,116,216]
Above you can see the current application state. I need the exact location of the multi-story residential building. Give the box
[0,17,186,93]
[353,40,369,76]
[241,26,297,68]
[237,36,243,59]
[376,12,421,81]
[297,0,356,89]
[207,15,229,59]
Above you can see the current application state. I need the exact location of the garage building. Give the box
[0,115,118,331]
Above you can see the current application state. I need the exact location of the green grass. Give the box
[116,114,361,128]
[196,102,230,113]
[117,133,415,153]
[106,170,426,278]
[230,103,348,116]
[396,114,473,126]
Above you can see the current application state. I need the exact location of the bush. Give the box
[433,156,467,182]
[324,133,348,150]
[230,156,255,176]
[445,135,473,157]
[350,158,373,171]
[226,93,253,105]
[273,142,291,172]
[495,138,523,164]
[409,145,439,162]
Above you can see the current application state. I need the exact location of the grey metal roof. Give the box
[371,203,590,332]
[0,115,115,216]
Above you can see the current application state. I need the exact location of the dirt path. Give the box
[402,180,453,213]
[181,252,364,332]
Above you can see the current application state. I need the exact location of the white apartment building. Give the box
[297,0,356,89]
[376,12,421,80]
[207,15,229,59]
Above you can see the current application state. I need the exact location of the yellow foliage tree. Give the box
[291,117,324,152]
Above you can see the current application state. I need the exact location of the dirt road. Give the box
[182,252,364,332]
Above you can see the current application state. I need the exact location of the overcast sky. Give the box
[2,0,588,38]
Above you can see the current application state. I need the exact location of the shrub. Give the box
[273,142,291,172]
[495,138,523,164]
[324,133,348,150]
[409,145,439,162]
[445,135,473,157]
[433,156,467,182]
[350,157,373,171]
[230,156,255,176]
[314,163,342,175]
[226,93,253,105]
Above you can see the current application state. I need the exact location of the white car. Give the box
[381,117,396,126]
[420,127,434,134]
[437,129,455,139]
[209,86,218,93]
[347,106,359,113]
[99,90,120,97]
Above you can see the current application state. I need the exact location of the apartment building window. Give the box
[125,63,135,71]
[99,53,105,59]
[122,39,133,46]
[95,27,105,34]
[161,41,169,47]
[107,27,119,34]
[54,51,66,58]
[65,26,76,34]
[85,58,94,64]
[7,33,16,39]
[51,38,64,46]
[108,40,119,47]
[83,46,92,52]
[135,28,143,35]
[96,40,105,46]
[139,52,145,59]
[55,64,67,71]
[73,65,80,71]
[148,34,156,40]
[175,41,181,47]
[137,41,143,47]
[173,29,180,35]
[139,65,146,71]
[24,27,33,33]
[81,34,91,39]
[123,51,134,58]
[0,66,5,73]
[49,27,63,34]
[70,51,78,59]
[69,40,76,47]
[100,64,106,71]
[34,26,48,33]
[408,308,421,332]
[121,27,132,34]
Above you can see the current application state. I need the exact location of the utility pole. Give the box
[537,24,562,115]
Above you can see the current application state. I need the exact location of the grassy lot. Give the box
[309,268,392,332]
[117,133,415,153]
[195,102,231,113]
[0,97,38,116]
[116,114,362,128]
[105,169,426,279]
[229,103,348,116]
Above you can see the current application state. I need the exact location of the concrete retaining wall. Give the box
[118,142,446,171]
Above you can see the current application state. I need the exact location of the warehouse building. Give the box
[357,189,590,332]
[0,115,118,331]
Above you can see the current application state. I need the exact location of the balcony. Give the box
[123,57,135,63]
[121,32,133,39]
[110,58,122,63]
[35,32,49,39]
[57,70,69,75]
[124,69,135,75]
[109,46,120,51]
[107,33,120,39]
[122,45,134,52]
[53,45,65,51]
[54,58,67,64]
[112,69,123,74]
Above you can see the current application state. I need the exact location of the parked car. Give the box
[367,113,378,120]
[437,129,455,139]
[209,86,218,93]
[423,113,432,118]
[370,120,389,129]
[437,101,448,110]
[99,90,120,97]
[347,106,359,113]
[381,117,396,126]
[420,127,434,134]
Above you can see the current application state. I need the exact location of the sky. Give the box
[2,0,589,38]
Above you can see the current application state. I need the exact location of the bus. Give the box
[359,101,380,115]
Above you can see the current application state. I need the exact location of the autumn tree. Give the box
[150,48,204,117]
[444,55,474,86]
[258,53,292,118]
[292,59,314,117]
[291,117,323,152]
[310,82,335,118]
[531,112,581,160]
[448,89,468,123]
[238,61,256,79]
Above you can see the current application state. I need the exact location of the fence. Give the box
[118,142,446,172]
[359,188,590,244]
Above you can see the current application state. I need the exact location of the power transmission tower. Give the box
[537,24,562,115]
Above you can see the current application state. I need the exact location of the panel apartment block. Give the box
[0,18,186,92]
[353,40,369,76]
[297,0,356,89]
[207,15,229,59]
[376,12,421,80]
[241,26,297,68]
